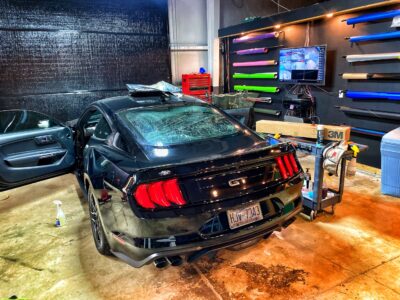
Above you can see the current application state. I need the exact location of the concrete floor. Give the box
[1,157,400,300]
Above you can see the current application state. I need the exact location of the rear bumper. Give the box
[108,193,302,268]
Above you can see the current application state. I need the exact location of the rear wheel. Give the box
[88,187,112,256]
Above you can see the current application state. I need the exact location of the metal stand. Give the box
[301,144,348,221]
[280,137,367,221]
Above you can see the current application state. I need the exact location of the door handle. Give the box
[34,135,56,145]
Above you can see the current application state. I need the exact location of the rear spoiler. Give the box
[135,141,296,179]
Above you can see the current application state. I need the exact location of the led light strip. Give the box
[233,72,277,79]
[346,9,400,25]
[345,90,400,101]
[345,52,400,62]
[347,31,400,43]
[341,73,400,80]
[233,60,277,67]
[234,85,280,93]
[233,32,279,44]
[338,106,400,121]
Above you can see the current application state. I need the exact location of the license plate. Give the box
[227,203,263,229]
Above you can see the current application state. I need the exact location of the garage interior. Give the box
[1,0,400,299]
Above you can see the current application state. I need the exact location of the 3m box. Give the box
[256,120,351,142]
[381,127,400,197]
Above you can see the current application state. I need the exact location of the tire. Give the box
[88,187,112,256]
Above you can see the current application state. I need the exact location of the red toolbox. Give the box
[182,73,212,102]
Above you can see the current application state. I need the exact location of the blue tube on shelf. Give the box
[351,127,386,137]
[349,31,400,43]
[346,91,400,101]
[346,9,400,25]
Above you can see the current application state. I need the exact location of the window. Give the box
[117,104,240,146]
[93,117,112,140]
[80,108,112,141]
[83,110,102,130]
[0,110,61,135]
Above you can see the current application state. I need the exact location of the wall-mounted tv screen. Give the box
[278,45,327,85]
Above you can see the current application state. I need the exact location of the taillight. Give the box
[133,178,186,209]
[275,156,288,179]
[283,155,294,177]
[288,153,299,173]
[148,181,170,207]
[275,153,299,179]
[163,179,186,205]
[134,184,155,209]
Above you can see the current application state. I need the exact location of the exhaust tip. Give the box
[167,256,183,267]
[154,257,169,269]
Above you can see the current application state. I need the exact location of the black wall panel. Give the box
[0,0,170,121]
[225,3,400,168]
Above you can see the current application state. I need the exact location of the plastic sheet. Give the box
[349,31,400,42]
[236,48,268,55]
[234,85,279,93]
[212,92,259,109]
[345,52,400,62]
[346,91,400,101]
[232,32,279,43]
[346,9,400,25]
[233,72,277,79]
[342,73,400,80]
[149,81,181,93]
[233,60,277,67]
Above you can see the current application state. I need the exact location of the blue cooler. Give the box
[381,127,400,197]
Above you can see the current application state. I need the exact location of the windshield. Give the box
[117,104,241,146]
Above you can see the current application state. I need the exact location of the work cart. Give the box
[280,137,368,221]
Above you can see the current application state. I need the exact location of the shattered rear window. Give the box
[117,104,240,146]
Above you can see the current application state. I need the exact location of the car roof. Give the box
[93,92,203,117]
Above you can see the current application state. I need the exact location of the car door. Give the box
[0,110,75,191]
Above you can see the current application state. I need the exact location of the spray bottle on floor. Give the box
[53,200,66,227]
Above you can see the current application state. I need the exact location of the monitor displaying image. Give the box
[278,45,327,85]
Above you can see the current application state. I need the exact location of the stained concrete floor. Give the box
[1,156,400,300]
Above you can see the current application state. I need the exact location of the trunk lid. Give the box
[132,142,300,207]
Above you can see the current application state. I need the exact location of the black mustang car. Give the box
[0,85,303,268]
